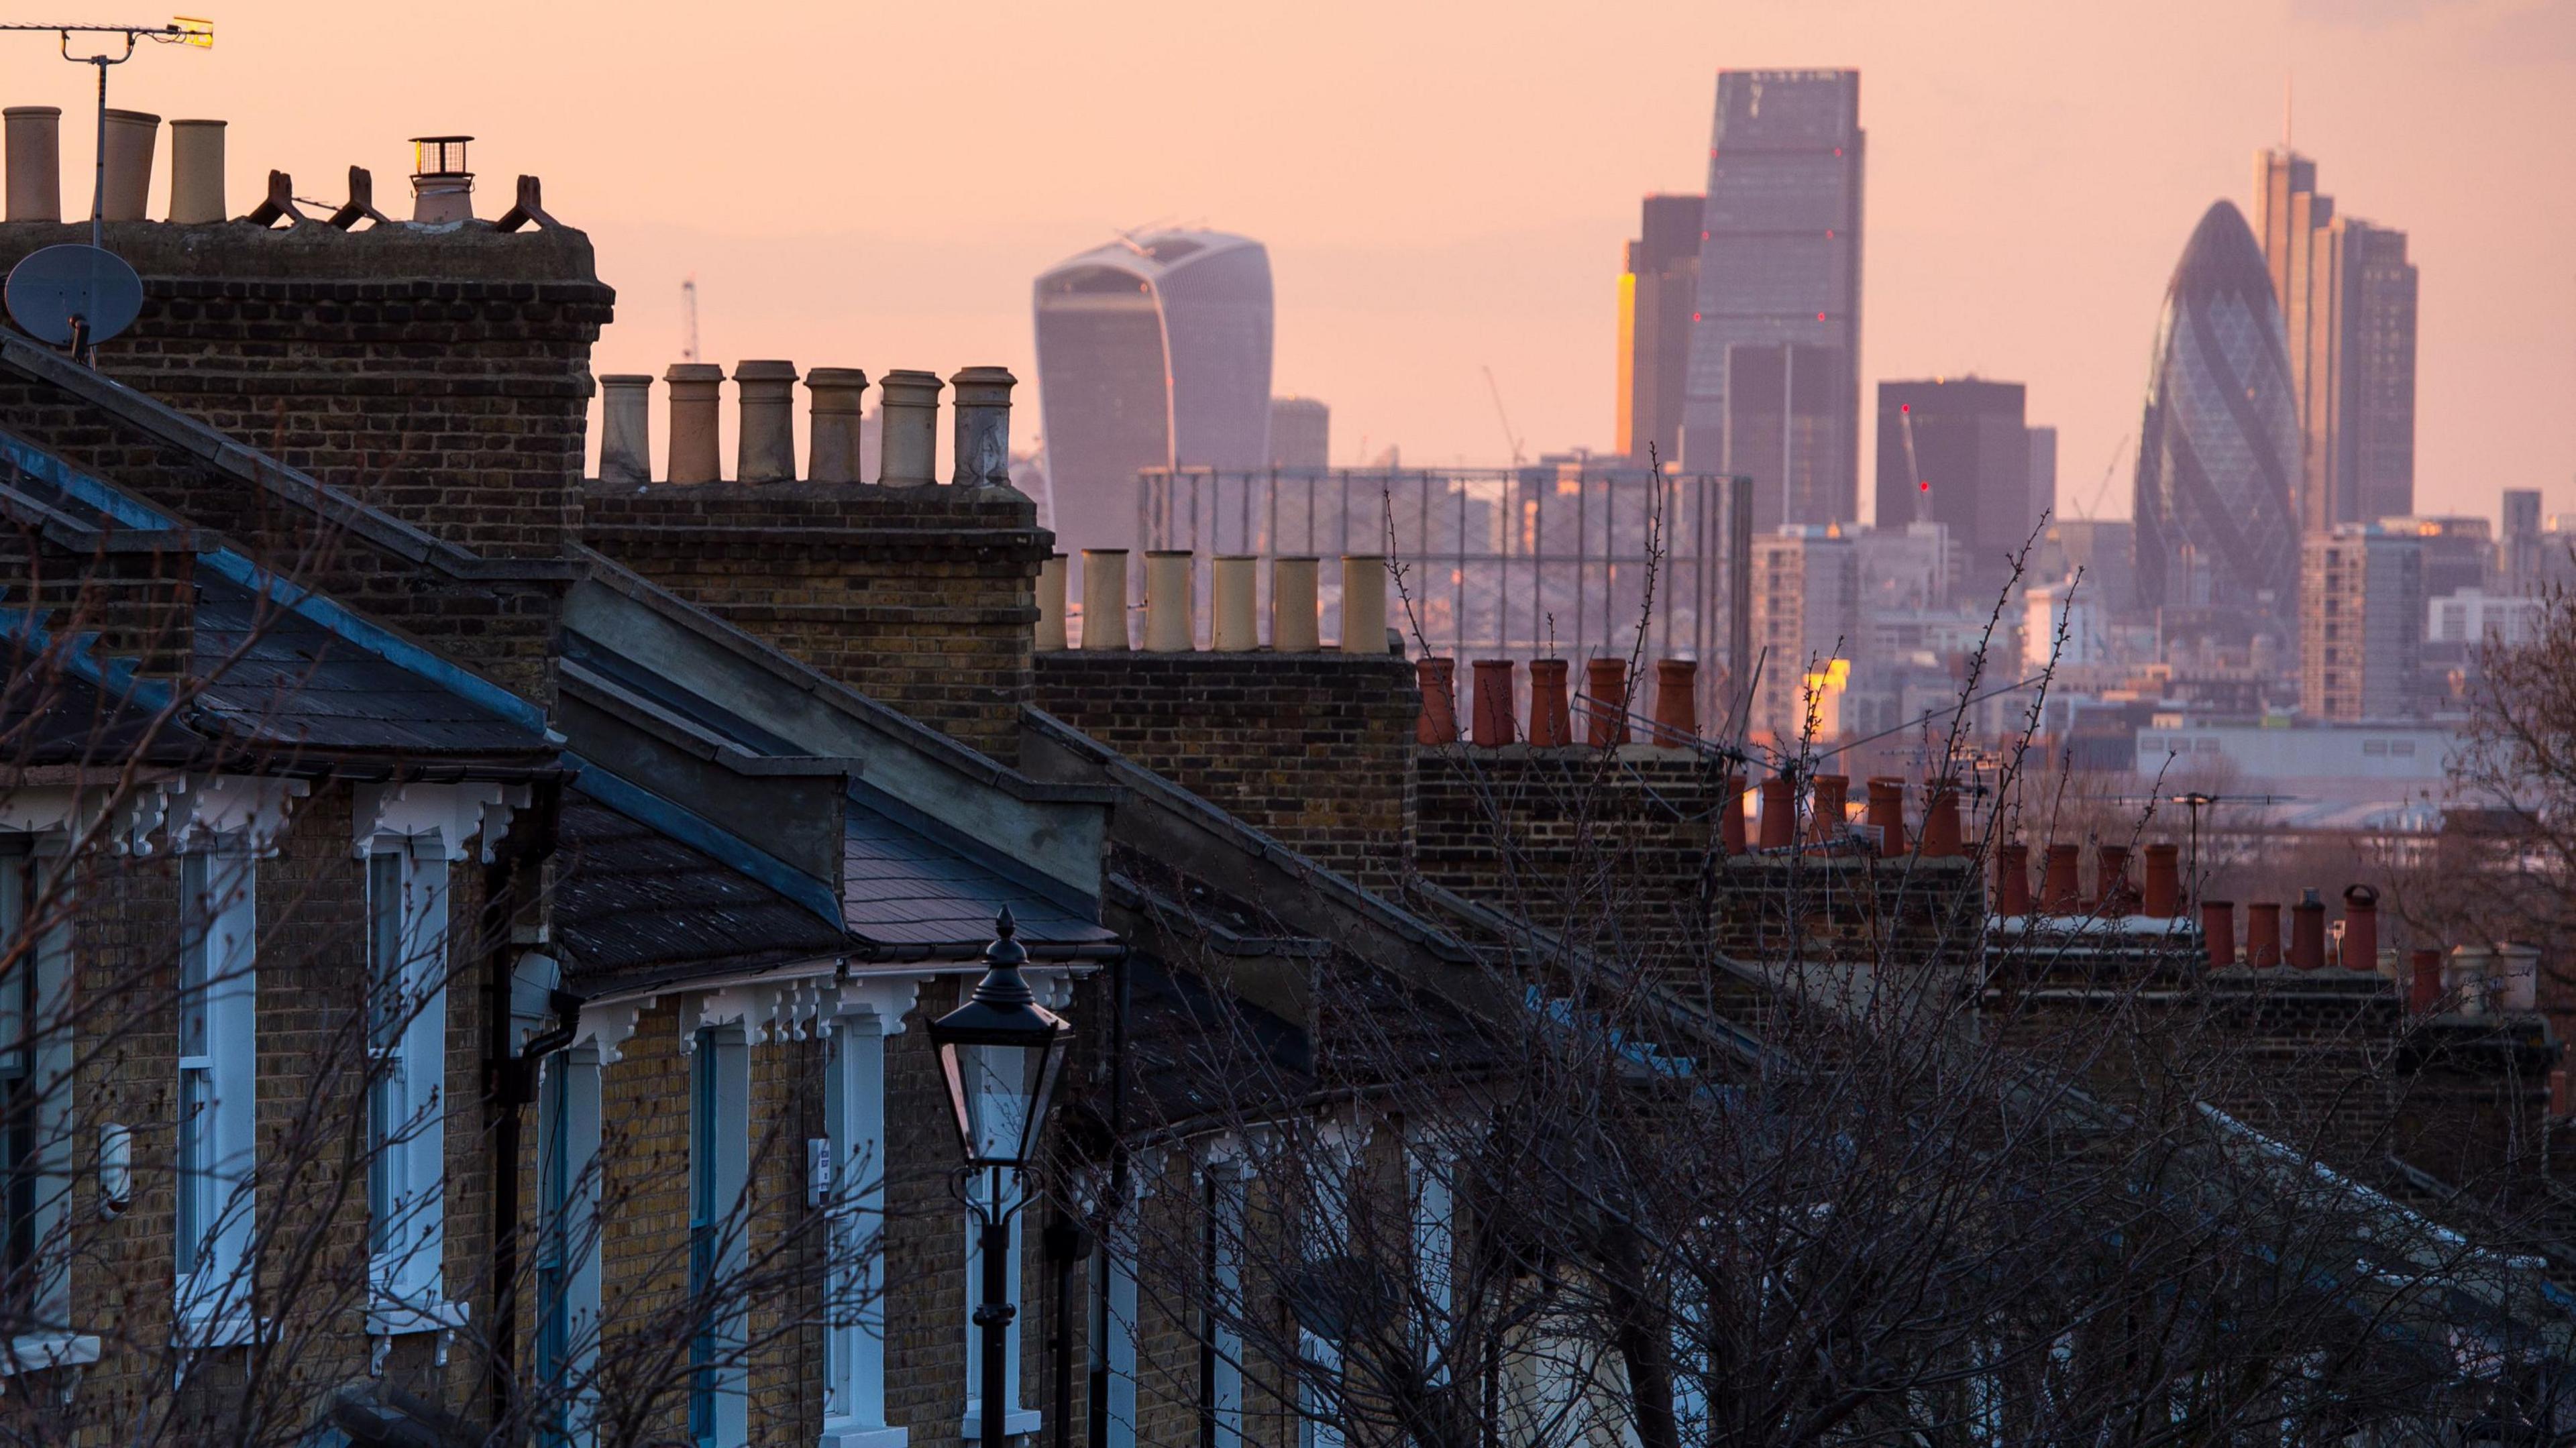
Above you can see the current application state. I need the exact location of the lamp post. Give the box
[928,909,1073,1448]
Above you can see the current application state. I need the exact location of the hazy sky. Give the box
[2,0,2567,524]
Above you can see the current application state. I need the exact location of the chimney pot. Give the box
[1416,658,1459,745]
[1919,778,1963,858]
[166,118,224,223]
[876,370,943,487]
[1143,551,1195,652]
[733,360,800,484]
[598,374,653,484]
[2040,844,2080,913]
[2245,902,2284,968]
[1758,775,1796,850]
[2289,892,2326,970]
[2408,948,2442,1013]
[1809,774,1850,846]
[1527,659,1572,746]
[1340,555,1387,653]
[2094,844,2133,914]
[1271,557,1320,651]
[1864,777,1906,856]
[948,366,1016,487]
[1583,659,1631,746]
[662,363,725,485]
[1719,775,1748,854]
[2141,843,2181,917]
[1211,556,1258,651]
[1036,555,1069,651]
[1997,842,2033,916]
[1079,550,1130,651]
[805,368,869,484]
[5,106,60,222]
[2339,884,2379,972]
[1651,659,1699,741]
[408,133,474,223]
[2202,900,2237,970]
[100,109,158,222]
[1470,659,1516,746]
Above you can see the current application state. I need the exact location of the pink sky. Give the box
[1,0,2567,524]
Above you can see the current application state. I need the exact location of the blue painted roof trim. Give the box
[562,751,847,929]
[0,429,550,738]
[0,600,177,714]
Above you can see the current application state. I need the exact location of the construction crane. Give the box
[1898,402,1931,525]
[1481,365,1525,467]
[680,274,700,364]
[2074,433,2129,520]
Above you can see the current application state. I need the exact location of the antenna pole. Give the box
[90,54,106,248]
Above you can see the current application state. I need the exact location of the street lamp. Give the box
[928,908,1073,1448]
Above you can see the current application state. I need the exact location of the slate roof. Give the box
[553,787,852,984]
[843,795,1113,950]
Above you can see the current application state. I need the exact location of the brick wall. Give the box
[0,221,613,563]
[1032,651,1420,895]
[586,484,1048,762]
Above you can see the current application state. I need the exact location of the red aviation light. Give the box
[1919,480,1931,492]
[1817,312,1827,321]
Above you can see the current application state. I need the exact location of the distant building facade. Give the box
[1034,229,1274,567]
[2380,516,2493,601]
[1750,525,1860,743]
[1874,378,2036,597]
[2028,425,2057,527]
[1683,68,1863,526]
[2501,488,2542,592]
[1727,342,1845,530]
[2132,201,2301,620]
[2253,149,2418,531]
[1269,396,1330,469]
[2300,525,2424,720]
[1617,194,1703,470]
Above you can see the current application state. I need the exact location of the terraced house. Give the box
[0,115,2567,1448]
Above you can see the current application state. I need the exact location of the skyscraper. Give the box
[1727,343,1841,531]
[2132,202,2302,620]
[1873,378,2034,596]
[2254,149,2418,531]
[1682,68,1864,524]
[1269,397,1330,470]
[1034,230,1274,565]
[1616,194,1702,469]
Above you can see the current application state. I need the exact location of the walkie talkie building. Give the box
[1033,230,1274,569]
[2131,201,2301,620]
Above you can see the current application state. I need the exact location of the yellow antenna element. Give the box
[173,15,213,47]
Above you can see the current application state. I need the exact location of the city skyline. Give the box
[13,2,2559,526]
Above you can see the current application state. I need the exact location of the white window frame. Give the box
[175,848,258,1348]
[1201,1162,1246,1448]
[536,1045,602,1448]
[961,1050,1040,1443]
[1093,1209,1139,1448]
[822,1015,905,1448]
[689,1025,751,1448]
[0,845,93,1376]
[1405,1133,1456,1387]
[362,834,462,1337]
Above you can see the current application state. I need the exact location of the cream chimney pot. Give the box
[166,119,224,223]
[948,366,1015,487]
[99,110,158,221]
[1272,557,1320,652]
[1081,550,1130,651]
[806,368,869,485]
[1212,556,1258,651]
[1036,555,1069,651]
[663,363,725,485]
[598,375,653,485]
[877,370,943,487]
[733,360,799,484]
[5,107,60,222]
[1340,555,1388,654]
[1144,551,1195,653]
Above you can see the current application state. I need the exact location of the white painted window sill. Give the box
[959,1408,1041,1441]
[172,1308,258,1349]
[366,1298,469,1337]
[820,1423,909,1448]
[0,1333,98,1376]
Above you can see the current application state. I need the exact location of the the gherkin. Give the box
[2131,201,2301,618]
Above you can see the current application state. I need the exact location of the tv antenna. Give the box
[0,19,215,249]
[680,274,700,363]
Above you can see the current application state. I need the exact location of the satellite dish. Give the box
[6,244,144,351]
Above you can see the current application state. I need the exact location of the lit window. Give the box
[177,851,258,1346]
